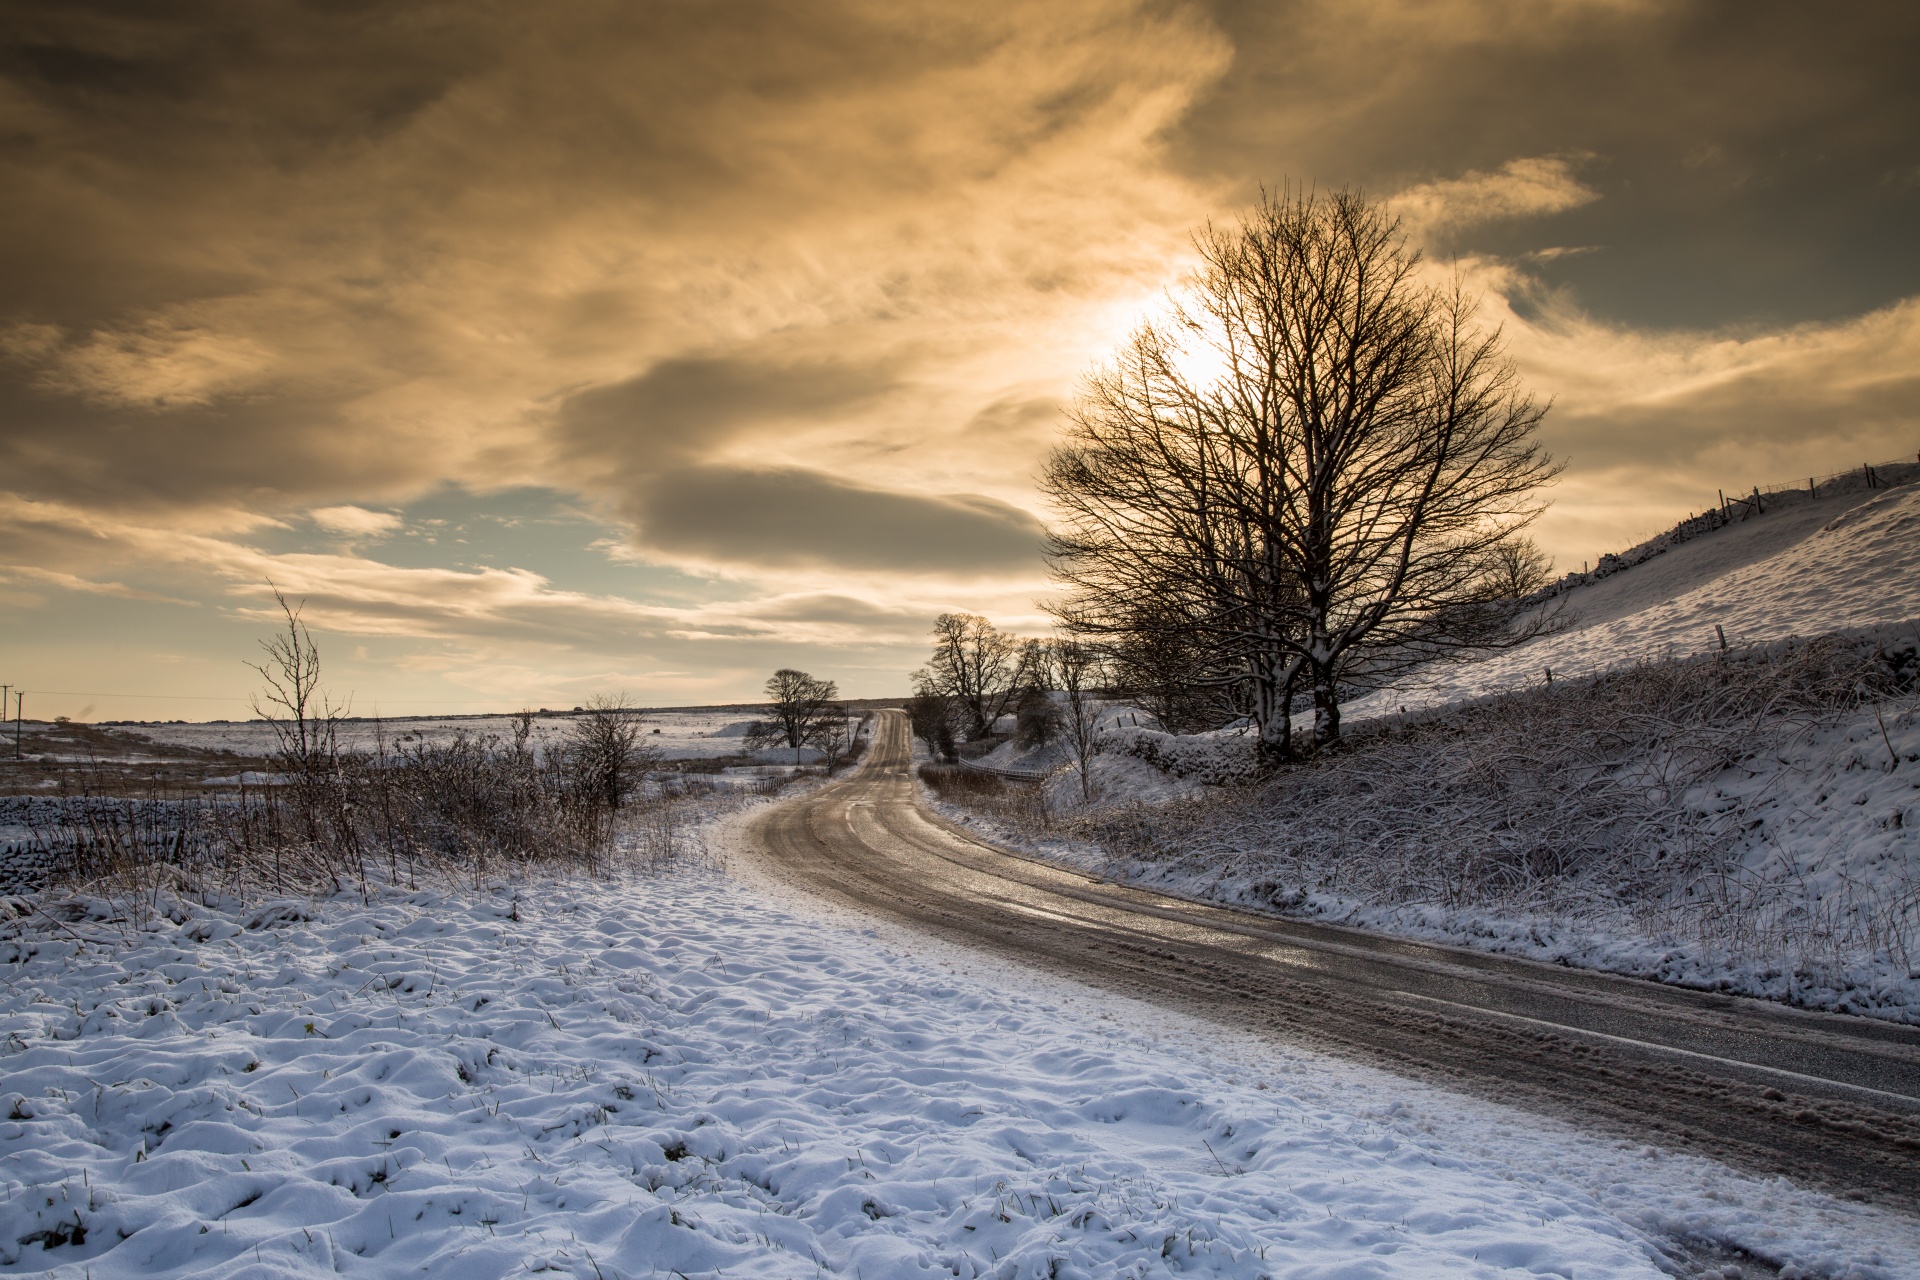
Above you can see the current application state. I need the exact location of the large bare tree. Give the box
[1044,187,1558,758]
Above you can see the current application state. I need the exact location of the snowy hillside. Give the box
[1345,481,1920,721]
[5,837,1917,1277]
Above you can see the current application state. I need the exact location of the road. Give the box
[751,710,1920,1207]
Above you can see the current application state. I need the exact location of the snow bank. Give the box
[7,851,1914,1277]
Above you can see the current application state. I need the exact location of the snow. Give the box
[103,709,771,764]
[1343,482,1920,723]
[6,823,1917,1277]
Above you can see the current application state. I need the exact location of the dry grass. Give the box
[918,763,1051,832]
[14,732,769,926]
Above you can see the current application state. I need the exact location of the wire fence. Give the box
[1534,448,1920,599]
[1719,452,1920,520]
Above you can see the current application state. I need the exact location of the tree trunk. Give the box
[1251,650,1296,766]
[1310,659,1341,747]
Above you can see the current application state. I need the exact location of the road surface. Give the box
[750,710,1920,1206]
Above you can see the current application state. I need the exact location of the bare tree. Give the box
[567,694,655,814]
[905,692,959,761]
[807,709,860,775]
[1044,187,1559,757]
[1044,637,1105,805]
[913,613,1027,740]
[749,668,839,760]
[1480,535,1555,600]
[1100,595,1238,735]
[1014,685,1062,749]
[248,586,346,778]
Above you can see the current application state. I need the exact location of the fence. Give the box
[953,754,1051,781]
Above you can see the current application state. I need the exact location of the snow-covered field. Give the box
[110,709,769,764]
[4,815,1916,1278]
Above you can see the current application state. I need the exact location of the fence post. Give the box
[1718,488,1727,519]
[1752,485,1762,514]
[1809,477,1816,498]
[1715,624,1728,652]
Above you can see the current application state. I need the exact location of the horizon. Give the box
[4,1,1917,720]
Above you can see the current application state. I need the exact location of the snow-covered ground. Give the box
[4,818,1917,1279]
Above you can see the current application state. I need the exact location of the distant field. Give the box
[115,707,765,762]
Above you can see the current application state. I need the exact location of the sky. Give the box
[1,0,1917,720]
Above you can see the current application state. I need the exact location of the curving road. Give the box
[750,710,1920,1206]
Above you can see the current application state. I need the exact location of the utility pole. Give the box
[12,691,20,758]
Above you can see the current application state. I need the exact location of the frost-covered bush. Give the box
[1101,725,1260,786]
[918,763,1050,830]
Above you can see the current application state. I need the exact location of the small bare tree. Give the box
[906,692,959,761]
[808,710,857,775]
[1055,638,1106,805]
[245,585,361,887]
[249,586,346,779]
[1481,536,1555,600]
[1015,685,1063,749]
[566,694,655,815]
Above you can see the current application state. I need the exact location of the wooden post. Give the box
[1752,485,1762,514]
[1714,624,1728,652]
[13,691,20,758]
[1809,477,1816,498]
[1544,667,1552,687]
[1718,488,1727,518]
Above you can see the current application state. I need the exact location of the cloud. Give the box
[310,505,404,538]
[1464,271,1920,560]
[0,0,1228,527]
[0,564,198,605]
[630,466,1046,575]
[17,317,277,408]
[1391,155,1598,244]
[555,354,901,474]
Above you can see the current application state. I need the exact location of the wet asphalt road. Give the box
[750,710,1920,1207]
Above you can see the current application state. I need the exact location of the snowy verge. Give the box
[0,829,1912,1277]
